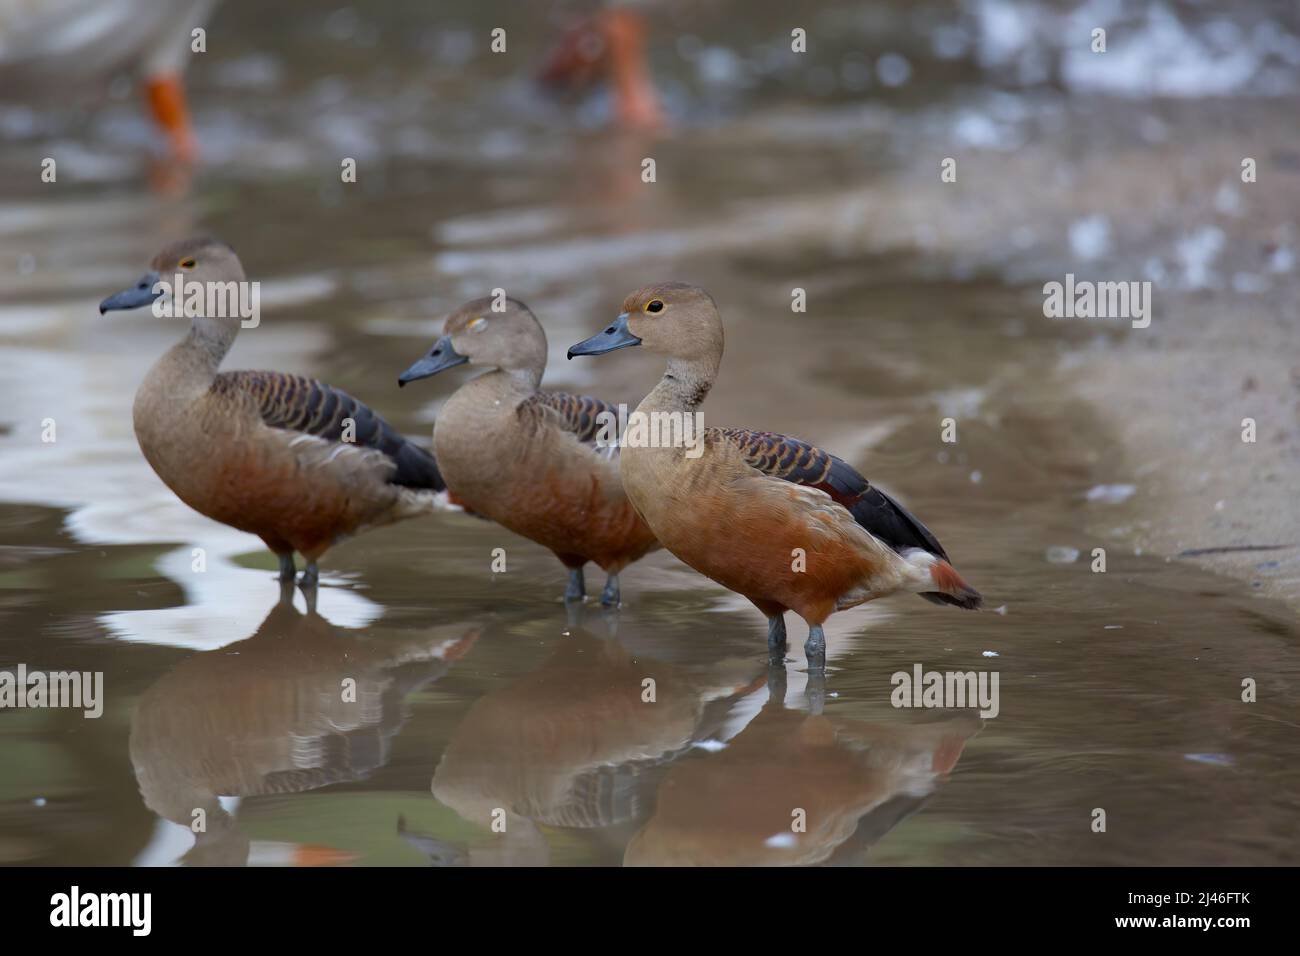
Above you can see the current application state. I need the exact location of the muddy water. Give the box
[3,3,1300,866]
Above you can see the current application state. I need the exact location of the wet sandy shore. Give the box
[750,96,1300,608]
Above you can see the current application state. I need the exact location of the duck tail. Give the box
[919,558,983,610]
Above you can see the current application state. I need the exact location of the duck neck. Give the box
[505,364,544,393]
[167,316,238,385]
[479,365,543,398]
[642,355,719,414]
[456,366,542,413]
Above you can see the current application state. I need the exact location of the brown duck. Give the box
[100,236,446,587]
[568,282,982,670]
[398,296,658,605]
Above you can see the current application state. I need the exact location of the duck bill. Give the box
[398,335,468,386]
[567,313,641,359]
[99,271,163,313]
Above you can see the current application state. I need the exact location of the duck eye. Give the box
[468,316,488,333]
[179,258,196,269]
[645,299,664,314]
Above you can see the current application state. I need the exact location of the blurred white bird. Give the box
[0,0,217,159]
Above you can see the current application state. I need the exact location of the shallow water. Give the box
[3,2,1300,866]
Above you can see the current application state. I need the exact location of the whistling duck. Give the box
[538,4,664,130]
[100,237,447,588]
[398,296,659,605]
[0,0,214,160]
[568,283,982,670]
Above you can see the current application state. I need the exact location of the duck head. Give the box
[399,296,548,387]
[568,282,722,364]
[99,236,245,319]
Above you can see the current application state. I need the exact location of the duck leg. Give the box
[277,553,297,582]
[600,573,620,607]
[299,561,320,589]
[564,567,586,602]
[145,73,198,162]
[277,577,296,607]
[766,615,788,664]
[804,624,826,673]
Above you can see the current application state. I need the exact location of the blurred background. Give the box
[1,0,1299,866]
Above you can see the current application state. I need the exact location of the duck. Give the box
[0,0,216,160]
[398,296,659,605]
[568,282,982,670]
[99,236,446,587]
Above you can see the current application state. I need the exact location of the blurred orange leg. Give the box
[145,72,198,161]
[601,10,664,130]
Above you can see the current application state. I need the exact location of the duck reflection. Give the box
[624,669,980,866]
[129,591,477,865]
[427,609,766,866]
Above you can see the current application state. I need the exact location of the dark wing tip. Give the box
[849,484,950,561]
[389,438,445,491]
